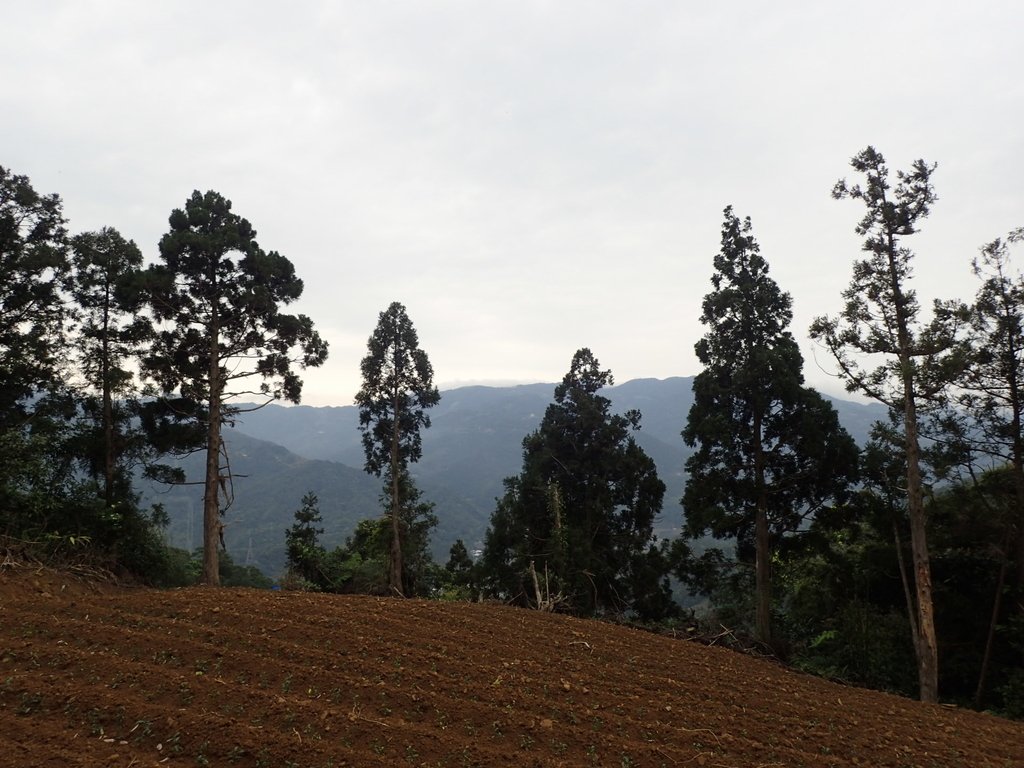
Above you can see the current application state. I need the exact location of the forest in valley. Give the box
[2,147,1022,717]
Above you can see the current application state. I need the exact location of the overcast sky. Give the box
[4,2,1022,406]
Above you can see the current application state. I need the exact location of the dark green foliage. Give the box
[0,165,69,429]
[681,207,858,645]
[339,471,440,597]
[946,230,1024,706]
[810,148,966,405]
[627,541,681,622]
[446,538,473,574]
[284,492,328,588]
[775,464,1024,712]
[355,301,440,594]
[281,477,439,597]
[926,469,1023,712]
[437,538,478,600]
[329,473,440,597]
[385,471,441,596]
[0,405,99,541]
[0,406,184,584]
[775,522,918,694]
[0,169,79,551]
[65,226,174,572]
[328,519,391,594]
[356,302,441,477]
[217,550,274,588]
[956,229,1024,458]
[480,349,669,617]
[998,613,1024,718]
[144,191,328,405]
[142,190,331,404]
[153,548,274,589]
[0,170,173,576]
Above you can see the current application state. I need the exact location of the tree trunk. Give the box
[902,370,939,703]
[892,521,921,659]
[975,543,1009,708]
[202,309,222,587]
[1016,490,1024,600]
[1013,414,1024,598]
[883,222,938,704]
[389,388,404,596]
[752,410,772,647]
[974,421,1022,707]
[101,291,115,506]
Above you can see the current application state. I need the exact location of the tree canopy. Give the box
[0,165,69,428]
[809,147,966,703]
[681,207,859,645]
[141,190,328,585]
[355,301,440,595]
[480,348,668,617]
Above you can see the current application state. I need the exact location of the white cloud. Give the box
[4,1,1022,406]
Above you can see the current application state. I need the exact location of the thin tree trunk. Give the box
[550,482,566,591]
[901,375,939,702]
[971,428,1021,708]
[389,386,404,595]
[752,410,772,647]
[882,219,939,703]
[975,544,1009,708]
[893,520,921,659]
[1013,423,1024,599]
[902,366,939,702]
[202,308,222,586]
[101,291,115,506]
[1016,500,1024,595]
[1002,303,1024,599]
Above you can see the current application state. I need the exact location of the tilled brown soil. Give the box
[1,566,1021,767]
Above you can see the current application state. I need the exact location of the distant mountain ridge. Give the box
[144,377,887,577]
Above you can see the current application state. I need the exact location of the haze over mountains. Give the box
[143,377,886,577]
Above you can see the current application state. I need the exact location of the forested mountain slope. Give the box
[146,378,885,577]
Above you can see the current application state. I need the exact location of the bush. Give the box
[790,600,917,695]
[997,669,1024,719]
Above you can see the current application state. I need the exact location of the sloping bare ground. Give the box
[1,565,1021,767]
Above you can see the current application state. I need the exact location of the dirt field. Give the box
[1,565,1021,767]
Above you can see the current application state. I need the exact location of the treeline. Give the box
[0,168,326,586]
[3,148,1022,716]
[288,147,1024,715]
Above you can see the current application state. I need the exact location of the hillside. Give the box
[138,431,484,576]
[138,431,382,574]
[169,378,883,577]
[1,566,1020,767]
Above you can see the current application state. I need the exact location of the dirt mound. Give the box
[0,568,1021,767]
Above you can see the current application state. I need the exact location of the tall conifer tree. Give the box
[809,147,966,702]
[0,166,71,538]
[69,227,152,506]
[684,207,858,646]
[355,301,440,595]
[0,165,69,429]
[950,229,1024,704]
[141,191,328,585]
[481,349,668,616]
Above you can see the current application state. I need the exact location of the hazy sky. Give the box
[5,2,1022,406]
